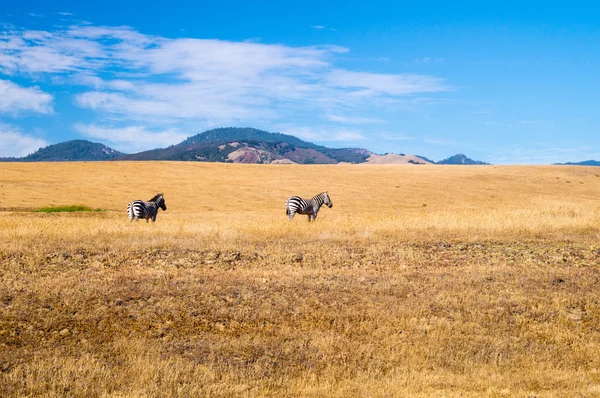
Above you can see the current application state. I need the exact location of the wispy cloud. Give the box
[508,120,554,128]
[424,137,460,147]
[310,25,337,31]
[489,145,600,165]
[481,119,555,129]
[378,132,413,141]
[75,124,189,153]
[327,70,451,96]
[0,23,452,147]
[326,114,383,124]
[73,73,137,91]
[411,57,443,65]
[278,125,366,142]
[0,79,53,114]
[0,124,48,157]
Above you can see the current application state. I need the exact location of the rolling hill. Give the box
[116,127,372,164]
[364,153,433,164]
[554,160,600,166]
[18,140,123,162]
[0,127,492,165]
[437,153,489,165]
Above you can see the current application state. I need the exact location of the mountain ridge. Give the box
[437,153,490,165]
[554,160,600,166]
[1,140,123,162]
[0,127,493,165]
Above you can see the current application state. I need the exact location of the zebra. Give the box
[285,192,333,222]
[127,193,167,222]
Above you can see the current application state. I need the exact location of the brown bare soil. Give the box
[1,162,599,397]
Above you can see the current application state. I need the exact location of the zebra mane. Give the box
[149,193,164,202]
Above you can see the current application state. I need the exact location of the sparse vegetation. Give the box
[1,162,600,397]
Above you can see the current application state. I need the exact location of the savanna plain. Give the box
[1,162,600,397]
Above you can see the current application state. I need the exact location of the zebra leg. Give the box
[307,214,312,222]
[288,212,295,221]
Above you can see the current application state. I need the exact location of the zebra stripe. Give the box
[285,191,332,222]
[127,193,167,222]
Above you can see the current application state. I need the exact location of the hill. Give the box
[365,153,433,164]
[0,157,19,162]
[554,160,600,166]
[20,140,123,162]
[437,153,490,165]
[178,127,308,147]
[0,128,492,165]
[117,127,372,164]
[177,127,372,164]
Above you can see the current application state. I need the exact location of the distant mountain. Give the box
[20,140,123,162]
[416,155,436,164]
[179,127,308,147]
[365,153,433,164]
[0,128,494,165]
[554,160,600,166]
[0,156,19,162]
[437,153,490,165]
[179,127,372,163]
[117,127,372,164]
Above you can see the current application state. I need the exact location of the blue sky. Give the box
[0,1,598,163]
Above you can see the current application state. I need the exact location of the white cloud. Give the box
[489,145,600,165]
[0,125,48,157]
[327,70,451,96]
[279,126,366,142]
[75,124,189,153]
[326,114,383,124]
[0,79,53,114]
[411,57,444,65]
[378,132,413,141]
[72,74,136,92]
[75,88,275,122]
[424,137,459,146]
[0,23,453,143]
[309,25,337,32]
[0,32,105,73]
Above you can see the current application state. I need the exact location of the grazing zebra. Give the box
[127,193,167,222]
[286,192,333,222]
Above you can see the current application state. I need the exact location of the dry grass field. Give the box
[1,161,600,397]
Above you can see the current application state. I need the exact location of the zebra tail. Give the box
[127,203,133,220]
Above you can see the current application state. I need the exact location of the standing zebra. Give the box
[286,192,333,222]
[127,193,167,222]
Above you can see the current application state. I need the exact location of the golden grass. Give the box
[1,162,600,397]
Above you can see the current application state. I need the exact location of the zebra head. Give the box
[150,193,167,211]
[322,191,333,208]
